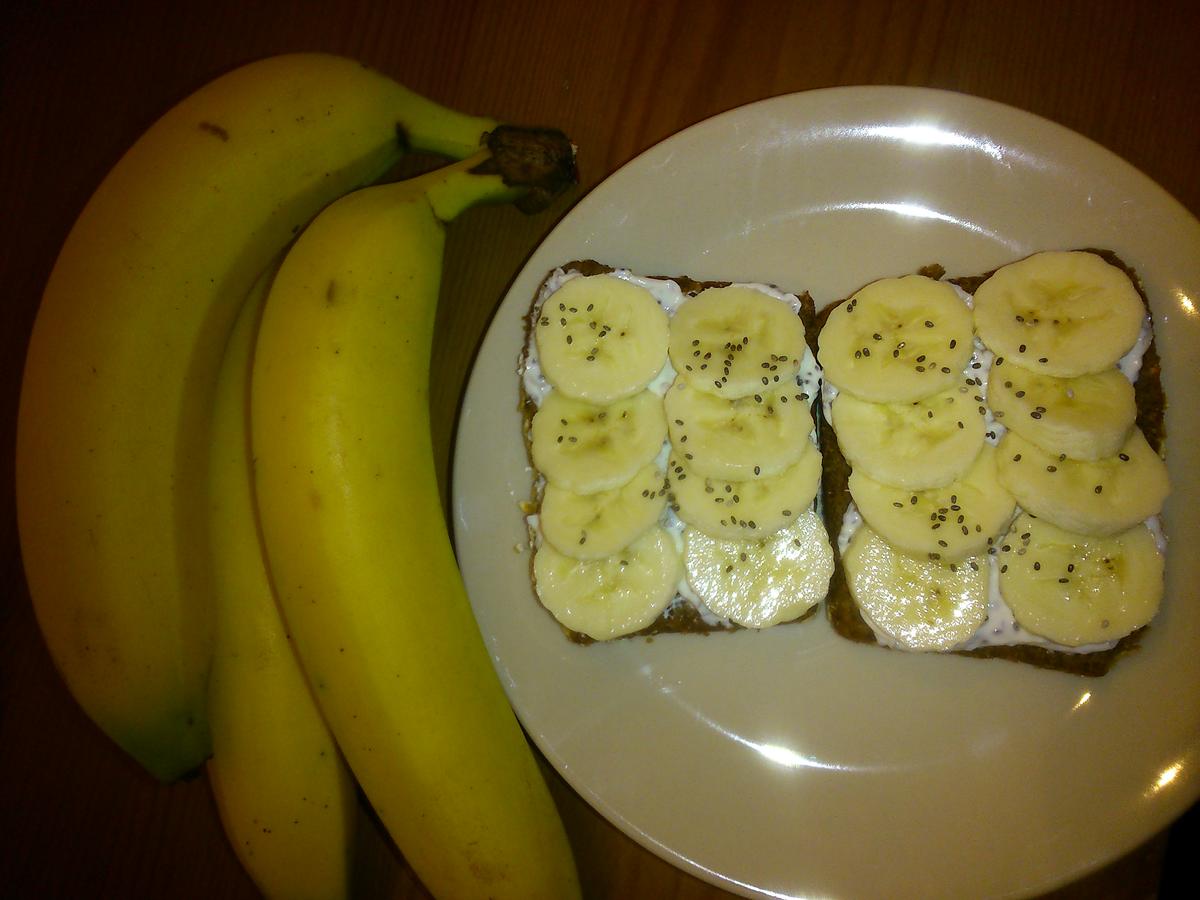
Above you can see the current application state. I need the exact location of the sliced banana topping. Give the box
[530,389,667,494]
[817,274,974,403]
[667,285,808,398]
[850,444,1016,562]
[540,463,667,560]
[995,428,1169,536]
[986,361,1136,461]
[996,513,1164,646]
[668,440,821,540]
[830,376,987,490]
[972,251,1147,377]
[811,249,1167,656]
[534,274,670,403]
[532,525,682,641]
[663,378,812,481]
[843,524,988,651]
[683,509,833,629]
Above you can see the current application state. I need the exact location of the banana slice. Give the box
[534,274,670,403]
[972,251,1146,377]
[540,463,667,560]
[532,525,682,640]
[987,361,1136,461]
[683,509,833,629]
[668,440,821,540]
[996,513,1163,646]
[530,389,667,494]
[667,285,808,398]
[995,429,1169,536]
[843,524,988,651]
[850,444,1016,561]
[830,377,987,490]
[817,275,974,403]
[662,378,812,481]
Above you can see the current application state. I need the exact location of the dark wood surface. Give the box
[2,1,1198,897]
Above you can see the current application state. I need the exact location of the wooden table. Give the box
[2,1,1197,896]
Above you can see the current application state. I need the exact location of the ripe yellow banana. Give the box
[16,52,499,782]
[251,135,579,899]
[207,262,355,900]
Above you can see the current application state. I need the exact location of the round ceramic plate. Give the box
[451,86,1200,899]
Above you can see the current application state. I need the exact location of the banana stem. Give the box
[387,80,499,159]
[421,126,577,222]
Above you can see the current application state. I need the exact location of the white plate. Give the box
[452,86,1200,899]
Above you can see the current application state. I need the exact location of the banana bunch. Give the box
[17,52,579,898]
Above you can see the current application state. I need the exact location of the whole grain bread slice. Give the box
[818,249,1165,676]
[519,260,823,643]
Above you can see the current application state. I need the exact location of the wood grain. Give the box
[2,0,1197,896]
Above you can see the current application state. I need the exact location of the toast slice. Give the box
[817,249,1166,675]
[519,260,831,642]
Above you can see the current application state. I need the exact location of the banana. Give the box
[530,389,667,494]
[995,513,1164,646]
[995,429,1169,535]
[972,250,1147,377]
[534,274,670,403]
[667,285,809,397]
[250,142,579,898]
[668,442,821,539]
[817,274,974,403]
[206,265,355,900]
[682,510,833,628]
[842,524,989,651]
[829,376,987,490]
[986,361,1136,461]
[663,377,813,480]
[849,444,1016,561]
[15,52,501,781]
[533,526,683,640]
[539,462,668,559]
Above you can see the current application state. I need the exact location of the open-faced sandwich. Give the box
[817,249,1168,675]
[519,260,834,642]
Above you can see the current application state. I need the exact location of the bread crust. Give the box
[818,249,1166,675]
[519,260,821,643]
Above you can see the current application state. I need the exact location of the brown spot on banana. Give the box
[198,121,229,141]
